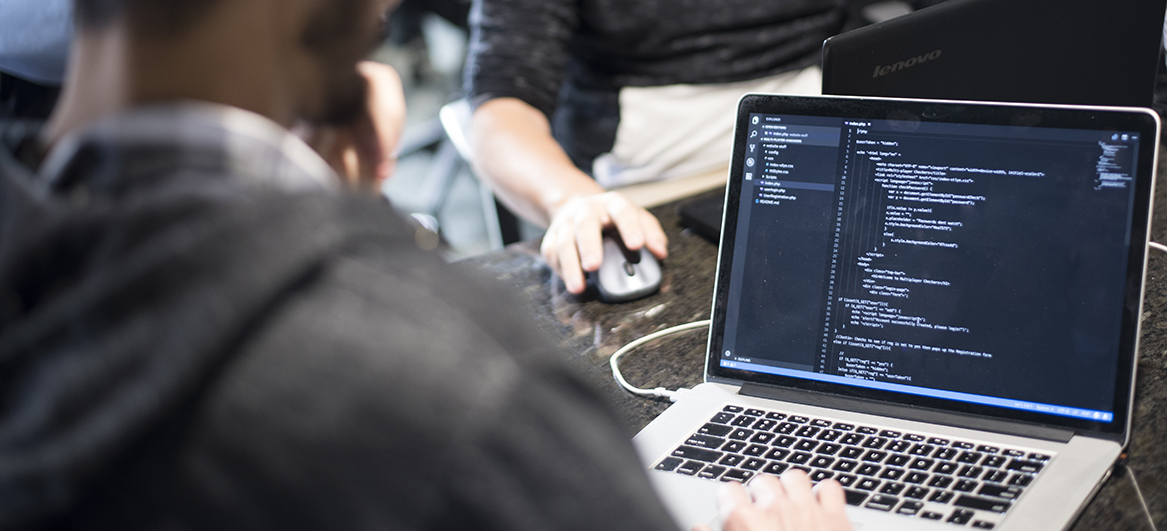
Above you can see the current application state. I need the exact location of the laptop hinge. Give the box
[739,383,1074,443]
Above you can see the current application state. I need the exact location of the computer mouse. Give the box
[587,234,662,303]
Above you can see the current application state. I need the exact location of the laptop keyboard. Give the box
[653,405,1054,529]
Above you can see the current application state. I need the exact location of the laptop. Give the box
[633,94,1159,530]
[820,0,1167,107]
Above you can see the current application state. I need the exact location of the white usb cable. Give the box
[610,319,711,401]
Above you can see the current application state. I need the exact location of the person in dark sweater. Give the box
[0,0,852,530]
[464,0,945,297]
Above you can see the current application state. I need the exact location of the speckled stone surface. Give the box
[464,157,1167,528]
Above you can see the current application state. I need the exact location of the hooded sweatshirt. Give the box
[0,104,677,531]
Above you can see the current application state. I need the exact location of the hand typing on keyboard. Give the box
[696,470,853,531]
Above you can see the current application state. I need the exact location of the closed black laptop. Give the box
[821,0,1167,107]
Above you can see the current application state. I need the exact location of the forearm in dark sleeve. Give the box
[464,0,577,119]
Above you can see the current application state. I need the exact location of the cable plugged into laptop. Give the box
[1113,453,1159,531]
[610,320,711,401]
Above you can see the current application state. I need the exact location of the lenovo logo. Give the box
[872,50,942,78]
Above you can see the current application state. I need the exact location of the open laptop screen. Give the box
[707,95,1159,436]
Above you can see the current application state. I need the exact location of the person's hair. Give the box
[73,0,219,35]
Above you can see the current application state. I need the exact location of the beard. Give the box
[299,0,384,125]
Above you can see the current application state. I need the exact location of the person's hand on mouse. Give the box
[540,191,668,294]
[694,470,853,531]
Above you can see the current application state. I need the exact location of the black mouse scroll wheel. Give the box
[623,262,636,276]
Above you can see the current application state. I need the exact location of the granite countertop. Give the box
[464,162,1167,529]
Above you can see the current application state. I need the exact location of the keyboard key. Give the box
[754,419,778,432]
[927,437,950,446]
[928,475,954,489]
[811,419,833,428]
[685,434,726,449]
[1002,449,1025,457]
[929,490,954,503]
[672,446,722,462]
[904,471,929,484]
[678,461,704,476]
[983,456,1008,468]
[1006,460,1045,474]
[790,465,812,474]
[857,426,879,434]
[955,494,1012,513]
[959,466,984,479]
[722,469,754,483]
[841,433,865,446]
[742,458,766,471]
[863,450,888,462]
[936,462,960,475]
[773,435,797,448]
[836,474,859,487]
[1008,474,1034,487]
[722,405,743,413]
[720,455,745,467]
[699,465,727,480]
[810,470,835,482]
[862,437,889,449]
[904,434,926,442]
[879,468,905,481]
[817,443,842,455]
[920,511,944,520]
[972,521,996,529]
[775,423,798,434]
[954,479,978,492]
[904,486,929,499]
[977,445,1000,454]
[935,448,960,460]
[810,456,836,469]
[744,444,768,457]
[789,416,810,424]
[887,455,912,467]
[656,457,682,472]
[953,441,975,450]
[789,452,812,465]
[865,495,898,511]
[796,426,821,438]
[744,408,765,417]
[794,439,818,452]
[948,508,975,525]
[909,458,934,470]
[880,482,905,495]
[722,441,748,453]
[1029,453,1051,461]
[731,416,756,428]
[729,429,754,441]
[958,452,984,464]
[840,447,865,460]
[711,412,735,424]
[979,484,1023,500]
[910,444,936,456]
[699,423,733,437]
[817,430,843,442]
[833,460,858,473]
[887,440,913,453]
[765,412,787,420]
[857,464,881,476]
[844,488,868,505]
[984,470,1009,483]
[897,500,923,515]
[764,448,790,461]
[763,462,789,475]
[750,432,776,445]
[856,478,882,491]
[833,423,855,431]
[879,430,902,438]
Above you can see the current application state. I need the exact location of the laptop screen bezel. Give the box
[705,94,1158,438]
